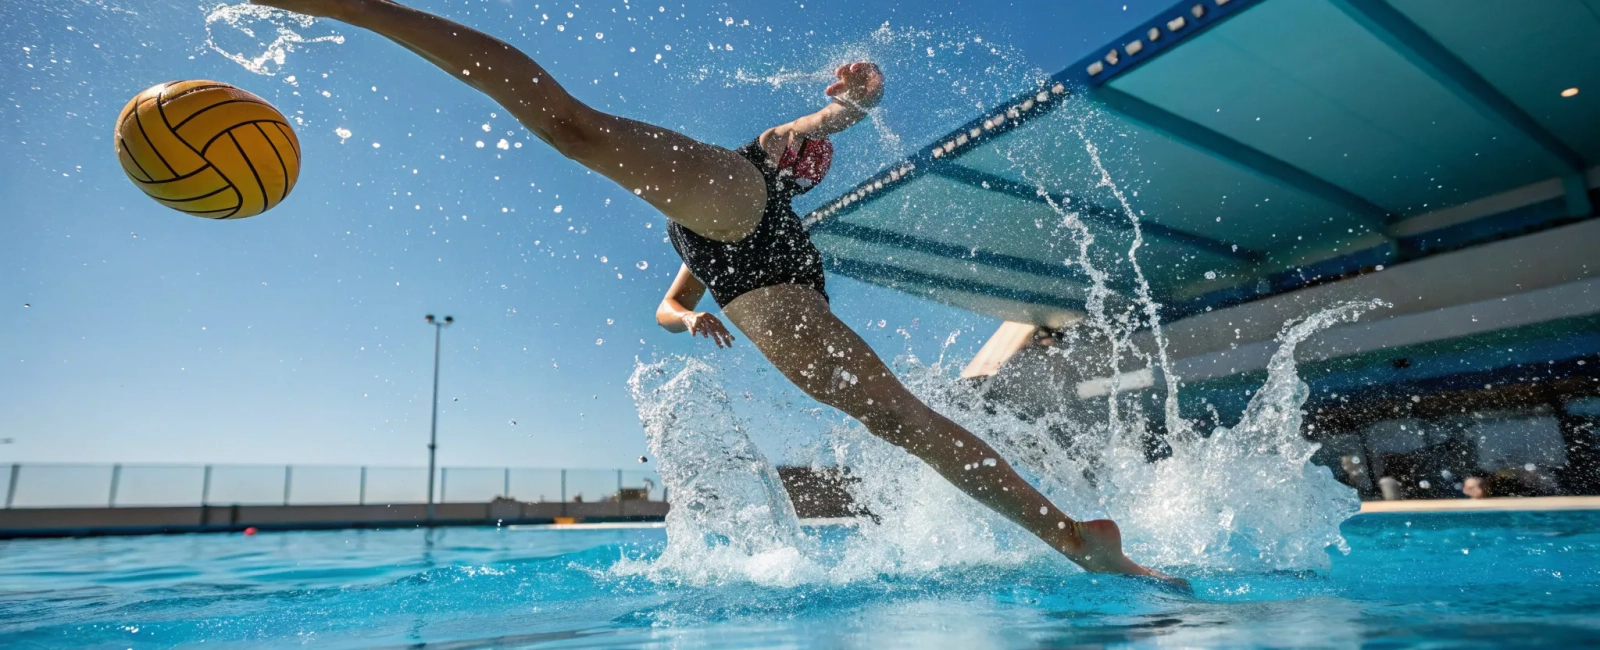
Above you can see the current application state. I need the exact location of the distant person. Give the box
[1462,476,1489,499]
[255,0,1179,584]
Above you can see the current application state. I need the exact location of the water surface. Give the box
[2,512,1597,648]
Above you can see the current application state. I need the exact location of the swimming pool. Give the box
[1,511,1596,648]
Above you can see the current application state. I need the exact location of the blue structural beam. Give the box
[924,162,1262,262]
[824,256,1084,311]
[1091,85,1393,232]
[811,220,1090,284]
[1328,0,1592,217]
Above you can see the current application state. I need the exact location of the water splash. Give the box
[623,295,1376,586]
[204,3,343,76]
[731,69,837,89]
[619,357,818,586]
[1069,117,1189,442]
[1102,300,1386,571]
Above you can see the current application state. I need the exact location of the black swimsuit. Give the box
[668,138,828,308]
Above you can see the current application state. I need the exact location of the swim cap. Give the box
[776,138,832,195]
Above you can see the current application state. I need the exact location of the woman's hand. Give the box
[680,312,736,348]
[825,62,884,108]
[249,0,377,20]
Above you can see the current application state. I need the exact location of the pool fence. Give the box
[0,463,667,538]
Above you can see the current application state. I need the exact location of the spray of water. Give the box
[620,85,1385,585]
[617,357,820,586]
[204,3,343,76]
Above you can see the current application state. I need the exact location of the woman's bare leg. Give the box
[278,0,766,241]
[723,285,1177,581]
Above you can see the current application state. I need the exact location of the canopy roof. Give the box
[807,0,1600,326]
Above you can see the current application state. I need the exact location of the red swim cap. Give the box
[776,138,833,194]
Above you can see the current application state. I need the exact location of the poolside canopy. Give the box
[805,0,1600,327]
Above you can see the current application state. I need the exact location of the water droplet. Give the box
[636,261,649,270]
[596,339,604,345]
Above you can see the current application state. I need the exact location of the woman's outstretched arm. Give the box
[656,265,735,347]
[762,63,884,149]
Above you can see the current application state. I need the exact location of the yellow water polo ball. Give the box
[114,80,300,219]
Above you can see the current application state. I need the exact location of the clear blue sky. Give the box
[2,0,1170,469]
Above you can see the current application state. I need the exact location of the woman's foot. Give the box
[1065,519,1189,589]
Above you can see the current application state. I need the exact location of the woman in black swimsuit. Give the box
[256,0,1176,584]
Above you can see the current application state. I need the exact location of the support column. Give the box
[108,464,122,508]
[201,465,213,505]
[6,464,20,509]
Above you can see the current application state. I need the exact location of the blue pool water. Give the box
[2,512,1598,648]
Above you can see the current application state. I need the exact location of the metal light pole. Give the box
[424,314,453,522]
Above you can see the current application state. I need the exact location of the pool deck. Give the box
[1360,496,1600,514]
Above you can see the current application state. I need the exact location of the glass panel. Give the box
[507,468,564,503]
[115,465,206,507]
[563,469,619,503]
[287,466,362,505]
[207,465,289,505]
[0,465,654,508]
[439,467,505,503]
[620,470,664,501]
[363,467,428,504]
[9,465,114,508]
